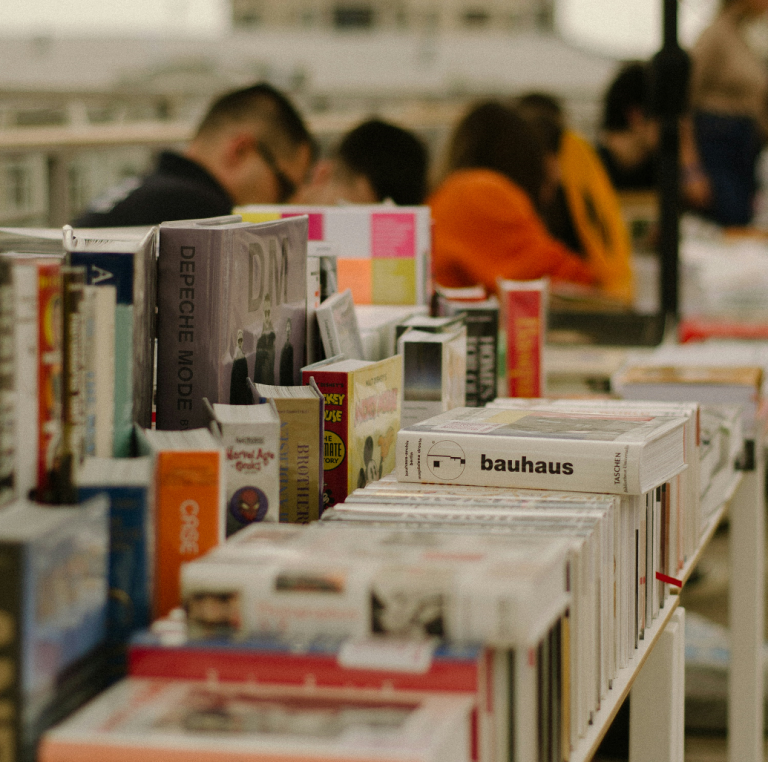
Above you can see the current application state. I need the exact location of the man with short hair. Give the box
[297,119,428,206]
[71,82,314,227]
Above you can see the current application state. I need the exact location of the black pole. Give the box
[649,0,690,320]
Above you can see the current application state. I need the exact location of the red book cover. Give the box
[501,281,545,398]
[36,262,62,497]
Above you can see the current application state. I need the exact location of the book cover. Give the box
[78,456,153,646]
[302,355,402,508]
[64,227,157,456]
[436,296,499,408]
[250,380,324,523]
[396,405,687,495]
[399,327,466,427]
[316,288,364,361]
[156,215,307,431]
[207,399,281,532]
[237,204,432,307]
[183,522,569,648]
[0,495,109,762]
[497,278,547,398]
[134,427,225,619]
[39,678,473,762]
[0,256,14,506]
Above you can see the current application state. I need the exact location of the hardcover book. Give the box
[0,495,109,762]
[398,326,466,427]
[38,678,474,762]
[206,399,281,532]
[302,355,402,508]
[395,405,687,495]
[435,295,499,408]
[156,215,308,431]
[133,427,225,619]
[316,288,365,361]
[237,204,432,306]
[64,226,157,456]
[497,278,547,398]
[250,379,324,523]
[78,456,153,645]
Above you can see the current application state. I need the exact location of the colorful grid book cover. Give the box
[237,205,431,306]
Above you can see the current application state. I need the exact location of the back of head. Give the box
[444,100,545,206]
[337,119,428,205]
[603,62,649,131]
[195,82,313,156]
[515,91,565,154]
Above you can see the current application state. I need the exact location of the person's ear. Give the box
[225,131,255,169]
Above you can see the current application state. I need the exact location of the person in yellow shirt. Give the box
[517,93,635,305]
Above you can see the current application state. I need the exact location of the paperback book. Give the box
[156,215,308,431]
[316,288,365,360]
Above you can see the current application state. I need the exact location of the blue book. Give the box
[78,456,152,646]
[64,227,157,456]
[0,494,109,760]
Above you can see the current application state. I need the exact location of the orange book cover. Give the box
[154,450,223,619]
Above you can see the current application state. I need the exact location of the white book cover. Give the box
[207,400,281,532]
[316,288,364,361]
[39,678,474,762]
[396,406,687,495]
[182,522,570,648]
[11,261,37,498]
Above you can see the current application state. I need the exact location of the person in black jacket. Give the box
[72,82,314,227]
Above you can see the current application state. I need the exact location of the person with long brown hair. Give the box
[428,100,597,295]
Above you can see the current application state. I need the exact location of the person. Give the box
[516,92,635,304]
[596,62,711,213]
[295,118,428,205]
[428,100,597,296]
[71,82,314,227]
[689,0,768,227]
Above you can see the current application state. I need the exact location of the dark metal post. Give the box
[649,0,690,320]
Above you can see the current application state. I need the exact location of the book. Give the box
[128,631,497,762]
[250,379,324,523]
[64,226,157,456]
[133,427,225,619]
[38,677,474,762]
[156,215,308,431]
[497,278,547,398]
[182,522,570,648]
[435,295,499,408]
[316,288,365,361]
[0,256,14,506]
[395,313,466,342]
[206,399,281,533]
[78,456,153,646]
[81,284,116,458]
[238,204,432,306]
[0,495,109,762]
[398,327,466,427]
[355,304,429,362]
[395,405,687,495]
[302,355,402,508]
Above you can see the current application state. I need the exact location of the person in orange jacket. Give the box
[429,101,598,297]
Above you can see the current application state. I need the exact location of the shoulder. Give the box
[430,169,531,214]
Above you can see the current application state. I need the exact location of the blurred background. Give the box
[0,0,735,227]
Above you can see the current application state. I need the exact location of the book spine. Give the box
[93,287,116,458]
[306,255,322,366]
[0,541,22,761]
[395,431,643,495]
[130,233,156,432]
[36,262,63,500]
[78,485,151,645]
[156,229,215,431]
[0,257,14,506]
[503,286,544,398]
[67,252,135,457]
[303,369,350,508]
[153,449,223,619]
[12,263,37,500]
